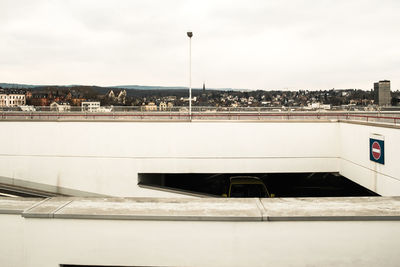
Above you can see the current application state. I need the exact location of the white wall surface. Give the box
[0,215,25,267]
[339,123,400,195]
[0,121,339,197]
[18,218,400,267]
[0,120,399,196]
[2,213,400,267]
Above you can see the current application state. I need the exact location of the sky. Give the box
[1,0,399,90]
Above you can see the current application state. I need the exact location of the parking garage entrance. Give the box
[138,173,379,198]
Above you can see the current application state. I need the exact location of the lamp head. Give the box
[187,32,193,38]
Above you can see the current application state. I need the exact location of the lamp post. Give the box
[187,31,193,119]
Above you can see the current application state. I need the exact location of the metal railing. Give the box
[4,105,398,113]
[1,108,400,125]
[2,105,400,112]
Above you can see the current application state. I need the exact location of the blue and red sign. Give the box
[370,138,384,164]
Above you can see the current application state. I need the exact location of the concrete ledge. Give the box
[50,197,263,221]
[266,216,400,221]
[0,197,42,214]
[1,196,398,221]
[339,119,400,129]
[1,118,399,128]
[261,197,400,221]
[0,119,336,123]
[22,198,72,218]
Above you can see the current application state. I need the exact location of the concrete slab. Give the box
[261,197,400,221]
[52,197,263,221]
[22,198,73,218]
[5,196,400,221]
[0,197,42,214]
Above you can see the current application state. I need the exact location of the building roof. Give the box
[0,89,26,95]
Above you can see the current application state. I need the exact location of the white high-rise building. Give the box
[374,80,391,106]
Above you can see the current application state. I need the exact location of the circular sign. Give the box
[372,141,381,160]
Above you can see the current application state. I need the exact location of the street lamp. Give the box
[187,31,193,119]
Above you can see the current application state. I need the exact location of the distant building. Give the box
[144,102,157,111]
[50,102,71,112]
[117,90,127,104]
[106,90,116,99]
[106,89,127,104]
[82,101,101,112]
[166,96,177,101]
[19,105,36,112]
[0,89,26,107]
[308,102,331,110]
[199,82,208,105]
[30,94,50,106]
[97,106,113,112]
[25,91,32,100]
[63,91,86,106]
[181,96,197,102]
[374,80,391,106]
[159,102,167,111]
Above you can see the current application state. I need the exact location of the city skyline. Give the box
[1,0,399,90]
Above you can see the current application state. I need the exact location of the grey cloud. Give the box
[0,0,399,89]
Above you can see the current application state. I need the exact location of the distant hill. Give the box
[112,85,247,91]
[112,85,188,90]
[0,82,245,91]
[0,83,38,89]
[0,83,215,98]
[0,83,194,90]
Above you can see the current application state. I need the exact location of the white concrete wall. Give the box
[0,215,25,267]
[0,121,339,197]
[2,213,400,267]
[1,120,399,196]
[17,218,400,267]
[339,123,400,196]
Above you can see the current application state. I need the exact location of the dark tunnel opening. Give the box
[138,172,379,198]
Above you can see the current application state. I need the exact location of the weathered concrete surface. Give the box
[22,198,72,218]
[27,197,263,221]
[261,197,400,221]
[0,197,41,214]
[3,196,400,267]
[0,197,40,214]
[9,196,400,221]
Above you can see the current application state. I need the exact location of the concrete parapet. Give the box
[1,196,400,221]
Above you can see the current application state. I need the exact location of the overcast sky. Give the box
[1,0,399,90]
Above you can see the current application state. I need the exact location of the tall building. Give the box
[374,80,391,106]
[199,82,208,105]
